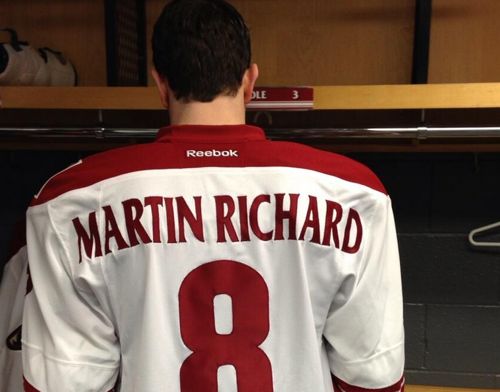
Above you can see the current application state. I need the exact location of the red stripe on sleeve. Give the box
[23,378,40,392]
[333,376,405,392]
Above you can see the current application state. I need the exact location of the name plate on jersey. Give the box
[247,87,314,110]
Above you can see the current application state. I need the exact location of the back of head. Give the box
[152,0,251,103]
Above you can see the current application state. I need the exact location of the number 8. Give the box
[179,260,274,391]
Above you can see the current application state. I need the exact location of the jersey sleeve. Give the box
[324,195,405,391]
[22,203,120,392]
[0,246,28,392]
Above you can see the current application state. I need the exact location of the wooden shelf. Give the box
[0,87,163,110]
[3,83,500,111]
[314,83,500,110]
[2,84,500,152]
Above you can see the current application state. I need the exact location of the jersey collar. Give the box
[156,124,266,143]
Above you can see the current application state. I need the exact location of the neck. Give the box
[168,90,246,126]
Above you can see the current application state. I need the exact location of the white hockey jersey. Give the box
[0,225,27,392]
[23,125,405,392]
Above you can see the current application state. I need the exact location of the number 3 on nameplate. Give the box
[179,260,274,391]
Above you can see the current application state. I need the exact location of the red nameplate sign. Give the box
[247,87,314,110]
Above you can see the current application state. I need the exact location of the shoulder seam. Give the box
[47,203,76,281]
[33,160,83,202]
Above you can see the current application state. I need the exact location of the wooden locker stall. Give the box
[429,0,500,83]
[1,0,107,85]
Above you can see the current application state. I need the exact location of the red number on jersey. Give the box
[178,260,274,391]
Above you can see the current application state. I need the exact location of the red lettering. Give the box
[122,198,152,247]
[250,195,272,241]
[72,212,102,263]
[145,196,163,243]
[103,205,129,254]
[176,196,204,242]
[299,196,321,244]
[274,193,298,240]
[165,198,177,243]
[238,196,250,242]
[215,195,239,242]
[322,200,343,248]
[341,208,363,254]
[179,260,273,391]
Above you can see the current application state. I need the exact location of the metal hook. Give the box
[468,221,500,248]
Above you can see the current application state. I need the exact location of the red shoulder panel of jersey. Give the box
[258,140,387,195]
[30,125,386,206]
[333,376,405,392]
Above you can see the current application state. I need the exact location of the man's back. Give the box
[23,124,404,391]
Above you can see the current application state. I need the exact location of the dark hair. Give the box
[152,0,251,102]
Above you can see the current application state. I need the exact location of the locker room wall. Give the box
[5,1,500,86]
[0,151,86,261]
[3,0,415,86]
[429,0,500,83]
[148,0,500,85]
[1,149,499,388]
[146,0,416,86]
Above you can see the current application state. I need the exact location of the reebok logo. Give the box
[186,149,239,158]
